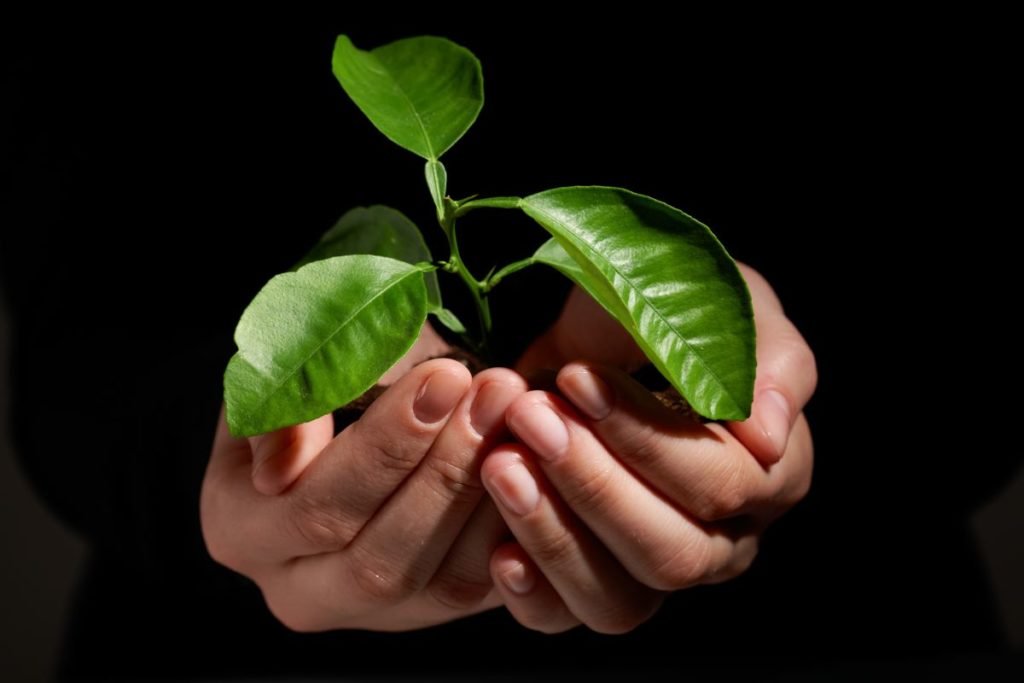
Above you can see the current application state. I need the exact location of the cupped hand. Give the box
[201,325,527,631]
[482,265,817,633]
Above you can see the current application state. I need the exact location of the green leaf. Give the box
[332,35,483,160]
[533,238,633,324]
[225,255,428,436]
[425,160,447,218]
[294,205,441,311]
[431,307,467,335]
[522,188,755,421]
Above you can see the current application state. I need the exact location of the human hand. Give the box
[481,265,817,633]
[201,325,527,631]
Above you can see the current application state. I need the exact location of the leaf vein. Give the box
[369,52,436,159]
[526,203,740,411]
[242,266,421,415]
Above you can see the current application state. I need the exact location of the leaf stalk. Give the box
[440,197,492,353]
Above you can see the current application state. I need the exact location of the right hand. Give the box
[200,328,528,631]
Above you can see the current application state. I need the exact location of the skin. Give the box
[200,264,817,633]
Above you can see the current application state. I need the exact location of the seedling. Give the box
[225,35,755,437]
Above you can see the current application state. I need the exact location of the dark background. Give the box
[2,9,1020,680]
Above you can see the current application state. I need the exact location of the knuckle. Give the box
[203,531,242,573]
[529,526,578,571]
[351,420,426,475]
[775,417,814,510]
[697,459,750,521]
[795,342,818,390]
[648,537,712,590]
[263,588,325,633]
[775,331,818,395]
[265,600,319,633]
[535,620,578,635]
[288,493,354,551]
[782,464,813,509]
[706,539,759,585]
[614,423,664,470]
[587,594,661,635]
[424,455,483,504]
[427,573,493,611]
[349,551,421,605]
[518,612,577,635]
[728,541,759,579]
[200,485,248,573]
[203,531,244,573]
[793,467,813,504]
[563,463,618,514]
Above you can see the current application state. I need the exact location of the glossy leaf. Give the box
[293,205,441,309]
[533,238,632,324]
[332,35,483,160]
[225,255,428,436]
[522,188,755,420]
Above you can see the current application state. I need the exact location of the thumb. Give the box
[726,265,817,466]
[249,321,449,496]
[249,415,334,495]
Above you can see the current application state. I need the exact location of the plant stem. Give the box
[452,241,492,342]
[440,195,528,357]
[454,196,521,217]
[440,198,491,354]
[483,257,536,293]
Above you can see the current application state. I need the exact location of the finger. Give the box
[200,359,466,571]
[426,499,509,612]
[482,445,663,633]
[263,504,510,634]
[203,410,333,572]
[202,408,271,573]
[726,264,818,464]
[556,365,789,523]
[377,322,452,385]
[490,542,580,634]
[332,369,526,605]
[253,359,469,560]
[505,390,746,590]
[248,415,334,495]
[759,412,814,523]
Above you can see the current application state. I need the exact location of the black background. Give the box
[3,8,1020,680]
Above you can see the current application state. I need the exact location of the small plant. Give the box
[225,35,756,437]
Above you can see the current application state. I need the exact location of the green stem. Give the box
[440,199,491,354]
[452,236,491,340]
[439,195,527,356]
[454,196,522,218]
[483,257,537,293]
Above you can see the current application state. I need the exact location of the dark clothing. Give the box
[3,13,1018,680]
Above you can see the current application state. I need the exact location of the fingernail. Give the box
[414,370,464,424]
[470,381,512,437]
[560,368,612,420]
[757,389,792,459]
[499,559,535,595]
[509,401,569,461]
[489,458,540,516]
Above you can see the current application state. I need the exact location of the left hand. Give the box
[481,264,817,633]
